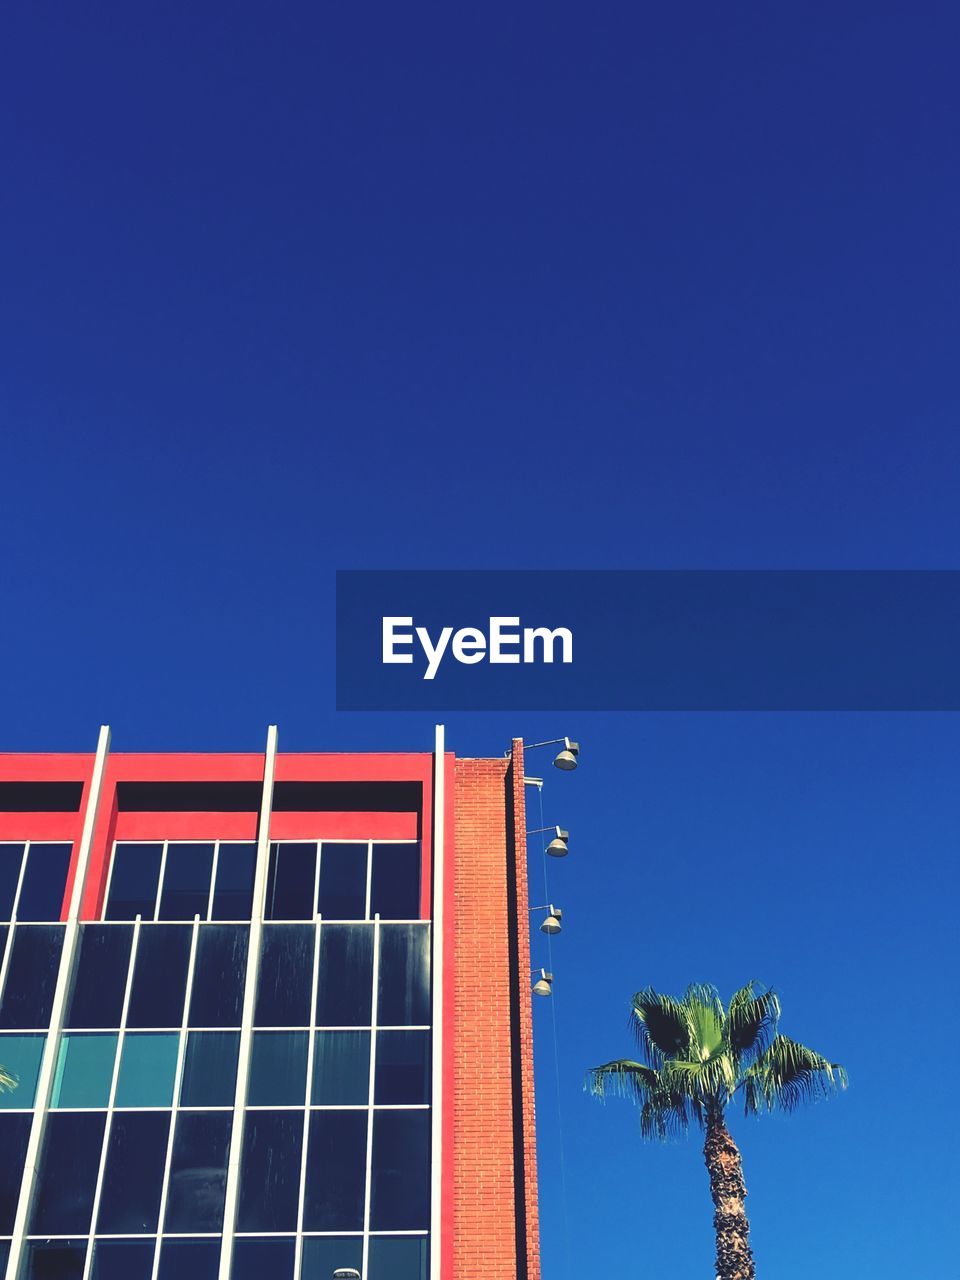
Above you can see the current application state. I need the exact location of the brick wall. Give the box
[452,741,540,1280]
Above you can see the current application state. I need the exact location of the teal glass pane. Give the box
[301,1236,362,1278]
[247,1031,308,1105]
[51,1033,118,1108]
[0,1033,45,1108]
[368,1236,429,1279]
[311,1030,370,1104]
[114,1033,179,1107]
[180,1031,240,1106]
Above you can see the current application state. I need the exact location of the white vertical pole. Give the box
[430,724,446,1280]
[218,724,278,1280]
[5,724,112,1280]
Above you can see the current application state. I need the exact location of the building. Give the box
[0,727,553,1280]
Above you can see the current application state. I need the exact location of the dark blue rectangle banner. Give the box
[335,570,960,710]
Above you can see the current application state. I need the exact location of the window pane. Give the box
[211,842,256,920]
[368,1237,429,1280]
[188,925,248,1028]
[300,1237,363,1278]
[105,843,162,921]
[158,843,214,921]
[378,925,430,1026]
[370,842,421,920]
[370,1109,430,1230]
[164,1110,231,1232]
[265,842,316,920]
[66,925,133,1029]
[315,925,372,1027]
[312,1030,370,1105]
[157,1238,220,1280]
[114,1032,179,1107]
[0,1032,45,1108]
[317,842,367,920]
[375,1030,430,1104]
[180,1031,240,1107]
[0,925,65,1029]
[232,1238,295,1280]
[91,1239,156,1280]
[20,1240,87,1279]
[248,1031,308,1105]
[0,1111,32,1231]
[237,1109,303,1232]
[303,1110,366,1231]
[97,1110,169,1233]
[16,842,72,921]
[0,844,25,920]
[126,925,191,1028]
[51,1033,117,1108]
[255,925,314,1026]
[30,1110,106,1233]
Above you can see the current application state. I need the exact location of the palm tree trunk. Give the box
[703,1105,755,1280]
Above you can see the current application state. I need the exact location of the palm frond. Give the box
[630,988,691,1064]
[586,1058,698,1139]
[741,1034,847,1115]
[683,984,725,1060]
[726,982,781,1060]
[0,1067,17,1093]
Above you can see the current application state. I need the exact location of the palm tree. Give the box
[588,982,846,1280]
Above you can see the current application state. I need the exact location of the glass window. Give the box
[302,1110,366,1231]
[368,1237,429,1280]
[0,843,25,919]
[20,1240,87,1279]
[114,1032,179,1107]
[266,842,316,920]
[16,842,72,921]
[180,1031,240,1107]
[158,843,214,920]
[0,1032,45,1108]
[237,1109,303,1232]
[255,925,314,1027]
[188,925,248,1028]
[370,1109,430,1231]
[248,1031,308,1105]
[0,1111,32,1231]
[375,1029,430,1104]
[300,1237,363,1278]
[91,1239,156,1280]
[51,1033,118,1108]
[30,1110,106,1233]
[378,924,430,1026]
[315,925,373,1027]
[370,842,421,920]
[164,1110,231,1232]
[66,924,133,1029]
[105,843,163,921]
[0,925,65,1029]
[126,925,191,1028]
[232,1238,295,1279]
[211,842,256,920]
[97,1110,170,1233]
[157,1238,220,1280]
[312,1030,370,1105]
[317,842,367,920]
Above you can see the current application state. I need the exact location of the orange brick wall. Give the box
[452,741,541,1280]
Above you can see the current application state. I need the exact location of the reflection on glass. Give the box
[378,924,430,1026]
[0,844,25,921]
[238,1109,303,1232]
[303,1110,367,1231]
[16,842,72,921]
[0,1112,32,1232]
[91,1238,156,1280]
[368,1236,430,1280]
[20,1239,87,1279]
[232,1238,296,1279]
[248,1031,308,1105]
[188,925,248,1028]
[300,1236,363,1279]
[30,1111,106,1233]
[164,1110,231,1232]
[158,843,214,920]
[375,1030,430,1104]
[317,842,367,920]
[312,1030,370,1105]
[211,842,256,920]
[97,1110,169,1233]
[66,925,133,1029]
[180,1031,240,1106]
[0,1033,45,1108]
[105,844,163,920]
[255,925,314,1026]
[115,1032,179,1107]
[265,842,316,920]
[126,925,191,1028]
[315,925,372,1027]
[0,925,65,1029]
[370,842,421,920]
[156,1237,220,1280]
[370,1109,430,1230]
[51,1033,118,1108]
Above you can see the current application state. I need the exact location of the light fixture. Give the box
[519,736,581,771]
[532,968,554,997]
[531,903,563,934]
[528,824,570,857]
[333,1271,361,1279]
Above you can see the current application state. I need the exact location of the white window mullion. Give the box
[207,843,220,922]
[154,842,169,922]
[362,915,380,1280]
[292,920,323,1280]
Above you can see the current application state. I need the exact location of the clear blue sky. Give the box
[2,4,958,1275]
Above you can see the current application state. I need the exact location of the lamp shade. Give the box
[553,749,578,770]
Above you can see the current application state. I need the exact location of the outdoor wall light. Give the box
[332,1270,361,1279]
[531,903,563,934]
[532,968,554,996]
[521,736,580,770]
[528,824,570,856]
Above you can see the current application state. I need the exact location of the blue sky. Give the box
[2,3,958,1276]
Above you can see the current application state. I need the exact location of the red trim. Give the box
[0,754,94,781]
[114,813,259,841]
[0,815,81,841]
[441,751,456,1280]
[270,812,418,842]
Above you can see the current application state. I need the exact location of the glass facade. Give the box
[0,838,429,1280]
